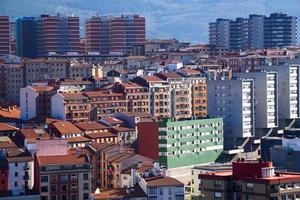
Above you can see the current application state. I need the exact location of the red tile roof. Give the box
[37,154,87,166]
[75,122,109,131]
[51,121,82,136]
[0,123,18,132]
[31,86,55,92]
[145,175,184,187]
[84,90,124,97]
[84,131,117,139]
[139,76,165,83]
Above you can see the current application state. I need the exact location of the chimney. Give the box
[137,161,143,168]
[144,170,149,178]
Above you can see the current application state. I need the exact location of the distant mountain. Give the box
[1,0,299,43]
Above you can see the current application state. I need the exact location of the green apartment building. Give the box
[158,117,223,169]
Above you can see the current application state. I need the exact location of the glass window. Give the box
[41,175,48,182]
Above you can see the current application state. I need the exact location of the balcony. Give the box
[23,174,30,180]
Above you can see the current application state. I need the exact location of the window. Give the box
[51,195,57,200]
[15,163,18,167]
[61,184,67,192]
[246,183,254,189]
[215,180,222,187]
[159,188,163,195]
[71,194,77,200]
[83,183,89,190]
[149,187,157,195]
[83,173,89,180]
[41,175,48,182]
[215,192,221,198]
[61,194,67,200]
[14,181,18,187]
[61,175,68,182]
[51,185,57,192]
[41,196,48,200]
[83,193,89,200]
[41,186,48,192]
[71,174,77,181]
[14,172,18,177]
[50,175,57,182]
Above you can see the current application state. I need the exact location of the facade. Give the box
[208,78,255,140]
[0,16,10,55]
[234,71,279,129]
[23,59,69,86]
[16,17,37,58]
[0,146,34,196]
[35,154,91,200]
[133,76,171,119]
[85,15,145,55]
[4,64,24,103]
[260,64,300,120]
[264,13,297,48]
[198,160,300,200]
[85,90,127,120]
[209,19,230,49]
[158,118,223,169]
[270,135,300,172]
[16,14,80,57]
[157,73,192,119]
[138,176,185,200]
[249,15,265,49]
[229,18,249,51]
[209,13,297,50]
[176,69,207,118]
[113,82,150,113]
[51,93,91,122]
[20,86,56,122]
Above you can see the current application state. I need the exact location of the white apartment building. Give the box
[207,78,255,139]
[5,152,34,196]
[260,64,300,120]
[234,71,278,129]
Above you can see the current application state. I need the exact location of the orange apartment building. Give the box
[84,90,127,120]
[176,68,208,117]
[113,82,150,113]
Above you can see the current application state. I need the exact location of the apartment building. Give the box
[138,175,185,200]
[157,118,223,168]
[84,90,127,120]
[264,13,297,48]
[138,118,223,184]
[3,63,24,103]
[198,160,300,200]
[0,144,34,196]
[208,78,255,150]
[176,68,207,117]
[51,93,91,122]
[16,14,80,57]
[23,58,69,86]
[85,16,111,54]
[260,64,300,120]
[113,82,150,113]
[133,76,171,119]
[157,72,192,119]
[47,121,83,138]
[209,13,297,50]
[69,62,93,78]
[35,153,91,200]
[85,15,145,55]
[234,71,279,129]
[110,15,145,54]
[16,17,37,58]
[20,86,57,122]
[0,16,10,55]
[209,18,230,49]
